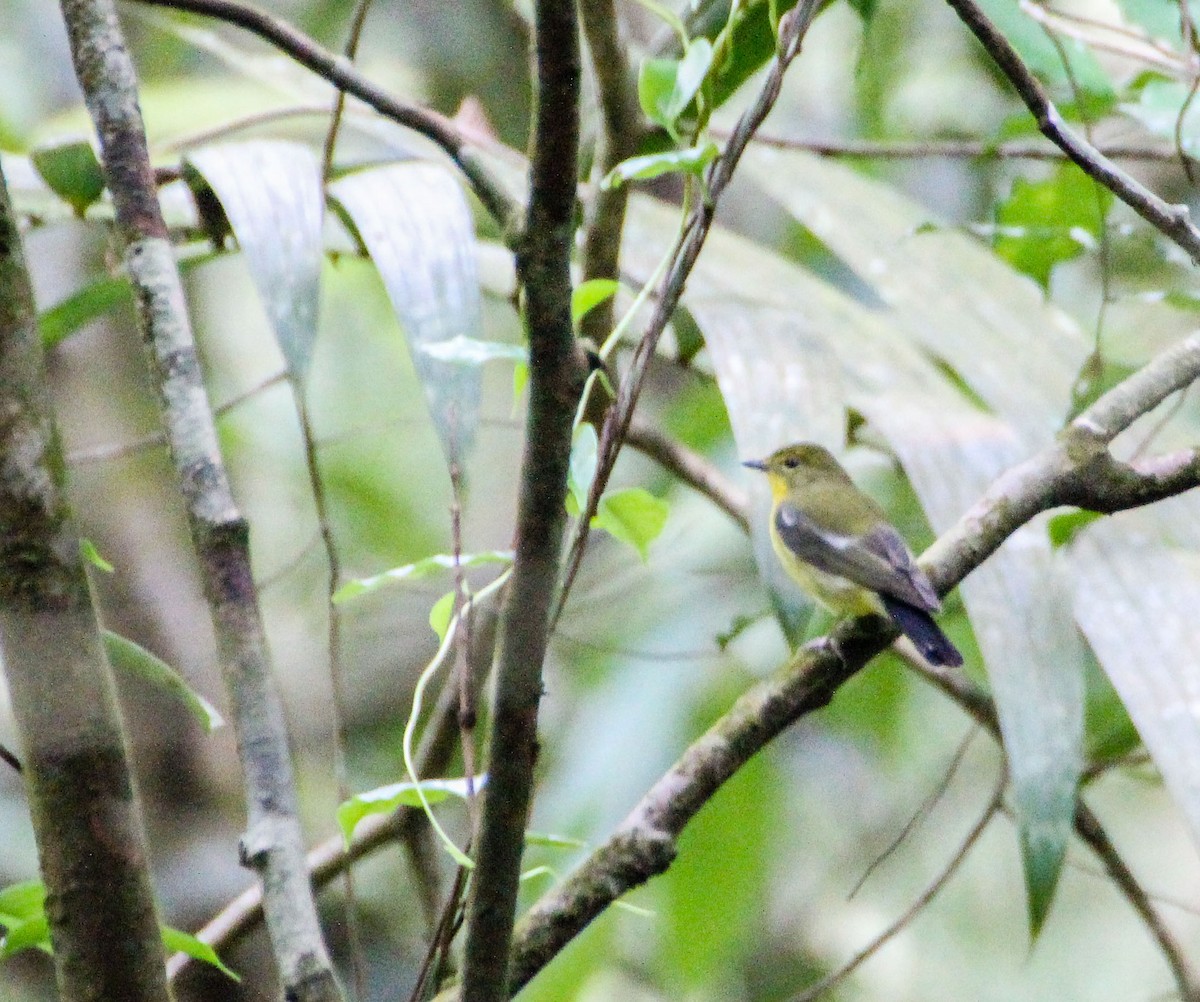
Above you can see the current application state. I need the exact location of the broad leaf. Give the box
[592,488,669,562]
[330,162,485,464]
[185,141,325,377]
[161,927,240,982]
[603,144,718,189]
[639,39,714,135]
[30,138,105,215]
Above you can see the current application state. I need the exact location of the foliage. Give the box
[2,0,1200,998]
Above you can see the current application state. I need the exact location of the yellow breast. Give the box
[767,520,884,618]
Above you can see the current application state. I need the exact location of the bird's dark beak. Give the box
[742,458,767,472]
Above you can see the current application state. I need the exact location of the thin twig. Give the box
[625,416,749,531]
[554,0,824,626]
[789,770,1006,1002]
[740,132,1200,163]
[942,0,1200,264]
[320,0,374,180]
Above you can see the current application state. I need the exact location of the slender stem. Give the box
[459,0,585,994]
[320,0,374,179]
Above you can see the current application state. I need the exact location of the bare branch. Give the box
[625,416,749,530]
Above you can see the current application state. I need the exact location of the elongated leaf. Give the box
[161,927,240,982]
[39,276,133,350]
[185,141,324,377]
[329,162,485,464]
[1069,500,1200,852]
[333,550,513,603]
[603,144,718,189]
[103,631,224,732]
[337,775,483,843]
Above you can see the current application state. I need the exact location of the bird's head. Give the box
[743,443,850,498]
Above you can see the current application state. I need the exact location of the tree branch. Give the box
[503,329,1200,996]
[942,0,1200,264]
[458,0,585,994]
[0,144,171,1002]
[123,0,520,230]
[58,1,342,997]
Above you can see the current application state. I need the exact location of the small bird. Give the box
[743,443,963,667]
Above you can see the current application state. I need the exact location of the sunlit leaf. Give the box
[337,775,482,844]
[330,162,485,464]
[429,590,455,643]
[0,913,50,957]
[592,487,669,562]
[185,141,324,377]
[30,138,105,215]
[567,423,599,516]
[572,279,620,326]
[639,39,714,135]
[1047,509,1104,548]
[603,143,718,190]
[993,164,1112,288]
[103,631,224,732]
[333,550,512,603]
[161,927,240,982]
[79,538,114,574]
[0,881,45,926]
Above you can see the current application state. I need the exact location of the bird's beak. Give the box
[742,458,767,472]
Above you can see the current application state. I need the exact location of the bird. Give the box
[743,442,963,667]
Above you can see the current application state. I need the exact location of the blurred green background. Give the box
[3,0,1200,1000]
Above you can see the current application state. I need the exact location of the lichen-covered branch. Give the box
[457,0,585,994]
[58,1,342,998]
[0,158,170,1002]
[503,330,1200,996]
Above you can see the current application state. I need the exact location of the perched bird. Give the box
[743,443,963,667]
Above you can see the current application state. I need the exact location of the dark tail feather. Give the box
[881,596,963,667]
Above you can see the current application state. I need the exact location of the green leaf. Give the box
[567,423,599,515]
[1024,825,1067,935]
[1116,0,1183,43]
[333,550,513,603]
[417,335,526,366]
[30,139,105,215]
[638,39,714,134]
[329,162,485,464]
[591,487,669,562]
[1119,78,1200,152]
[185,141,325,378]
[603,143,718,190]
[103,631,224,732]
[39,276,133,350]
[0,881,45,926]
[1047,509,1104,548]
[572,279,620,326]
[79,538,114,574]
[429,591,455,643]
[993,164,1112,288]
[337,775,482,844]
[161,927,240,982]
[513,360,530,404]
[0,913,50,957]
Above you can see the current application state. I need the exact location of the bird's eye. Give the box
[782,456,800,469]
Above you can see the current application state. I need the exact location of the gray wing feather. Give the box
[774,503,940,612]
